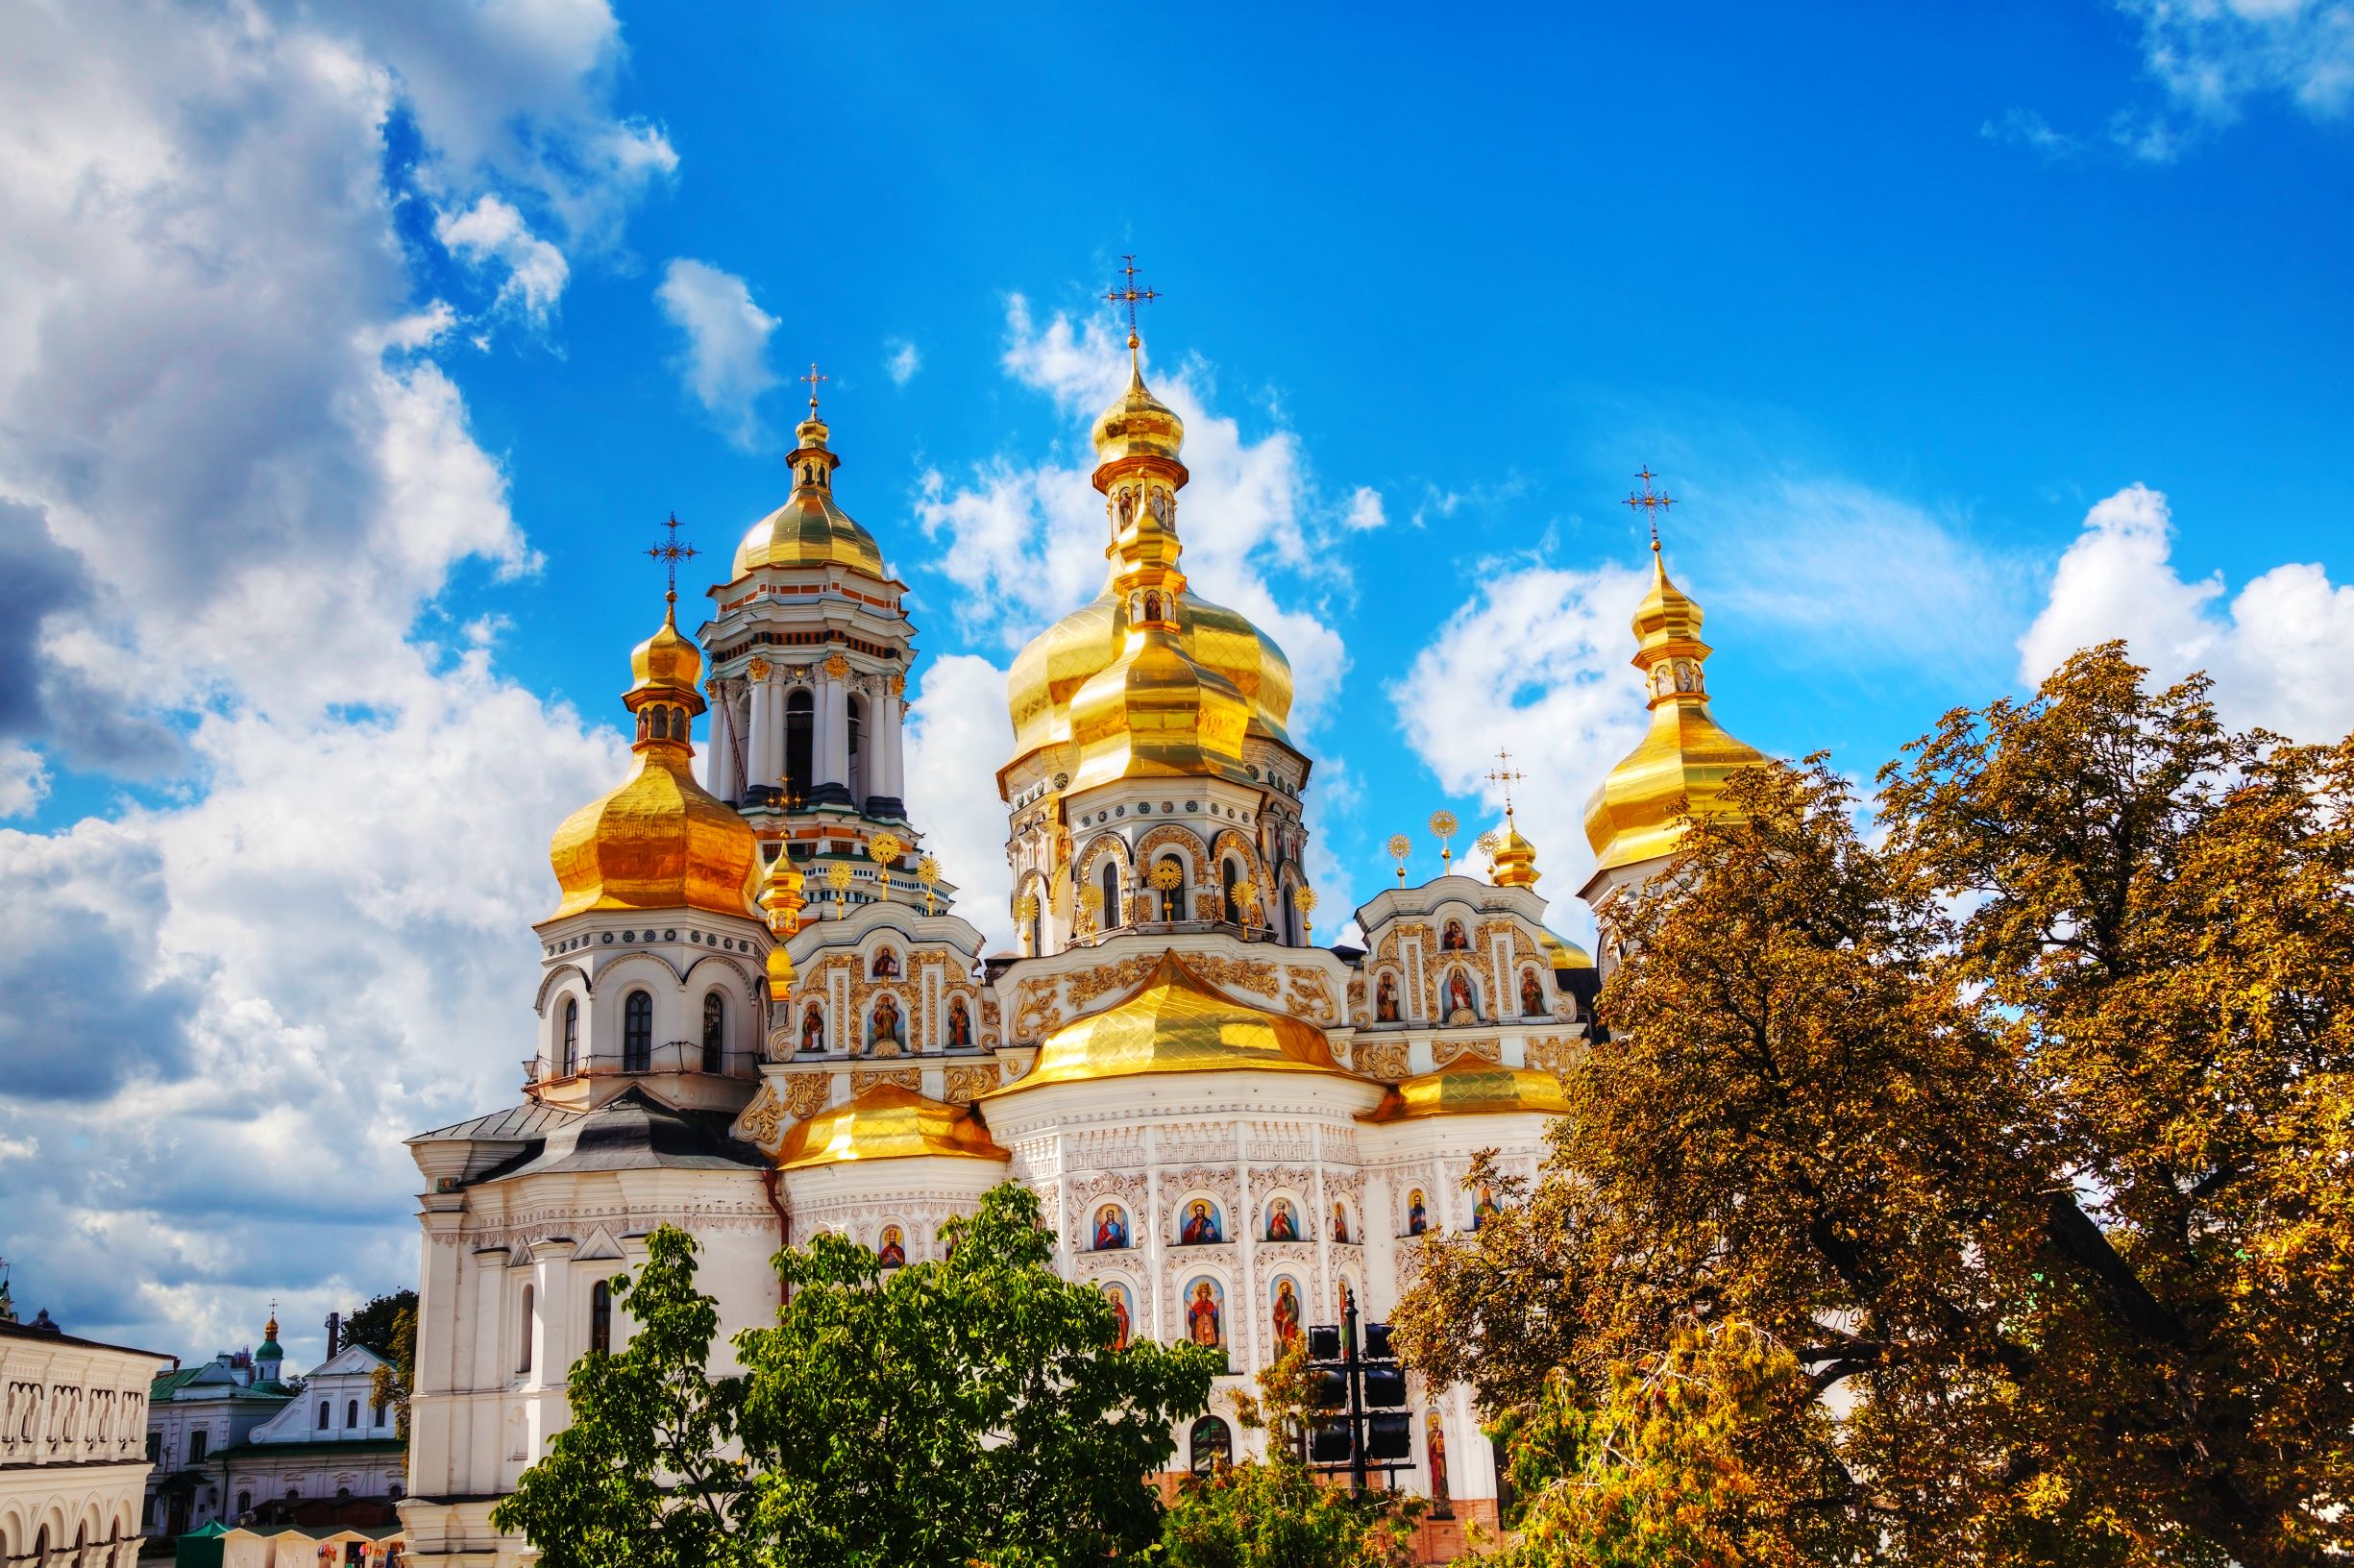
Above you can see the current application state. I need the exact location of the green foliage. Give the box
[1395,647,2354,1564]
[495,1181,1219,1568]
[340,1289,415,1358]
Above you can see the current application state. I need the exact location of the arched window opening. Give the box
[589,1279,612,1356]
[1099,862,1120,931]
[1189,1415,1233,1475]
[634,708,650,742]
[1221,858,1241,925]
[346,1399,358,1429]
[623,991,652,1073]
[372,1400,386,1426]
[701,992,725,1073]
[1156,855,1185,920]
[560,998,579,1078]
[316,1401,330,1430]
[188,1429,208,1461]
[1284,883,1298,945]
[518,1284,535,1376]
[1028,899,1043,958]
[784,688,815,806]
[236,1492,250,1518]
[846,695,866,804]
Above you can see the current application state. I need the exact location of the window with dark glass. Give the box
[623,991,652,1072]
[519,1284,535,1375]
[1189,1415,1233,1475]
[1099,863,1120,929]
[1221,859,1241,924]
[317,1401,330,1430]
[346,1398,359,1429]
[784,688,814,804]
[560,998,579,1077]
[590,1279,612,1355]
[701,992,724,1073]
[187,1428,208,1461]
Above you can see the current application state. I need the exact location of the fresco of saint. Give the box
[1427,1410,1451,1516]
[1102,1282,1132,1351]
[1094,1203,1129,1251]
[1181,1199,1223,1245]
[870,947,899,978]
[1473,1184,1501,1230]
[1187,1280,1223,1348]
[877,1225,905,1269]
[1375,971,1400,1022]
[946,995,973,1048]
[1520,968,1545,1017]
[1332,1201,1350,1244]
[1446,968,1475,1017]
[1270,1279,1301,1349]
[800,1003,825,1053]
[1408,1189,1428,1236]
[870,992,903,1052]
[1441,919,1469,951]
[1265,1198,1298,1241]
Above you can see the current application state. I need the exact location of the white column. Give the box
[746,677,775,793]
[876,689,905,800]
[707,683,739,798]
[819,676,849,789]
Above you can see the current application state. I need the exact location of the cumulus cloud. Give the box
[1389,556,1656,905]
[886,337,921,386]
[435,193,571,325]
[902,652,1019,950]
[1341,486,1386,531]
[2114,0,2354,156]
[0,0,664,1361]
[2020,482,2354,739]
[655,258,781,450]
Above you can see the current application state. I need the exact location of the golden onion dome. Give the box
[994,949,1347,1090]
[1489,816,1539,888]
[547,600,761,921]
[728,414,887,579]
[1358,1060,1574,1123]
[1091,353,1186,470]
[774,1083,1009,1170]
[1068,627,1254,790]
[1539,928,1596,972]
[1583,546,1766,878]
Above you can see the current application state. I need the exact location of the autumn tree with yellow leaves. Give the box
[1395,647,2354,1565]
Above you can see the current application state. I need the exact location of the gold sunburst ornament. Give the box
[1016,891,1040,954]
[1385,833,1411,885]
[867,833,906,902]
[1474,830,1502,867]
[1430,810,1459,870]
[1294,884,1318,943]
[825,860,854,916]
[917,854,942,916]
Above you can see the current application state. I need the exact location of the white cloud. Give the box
[655,258,781,450]
[1342,486,1386,531]
[1980,107,2081,158]
[0,744,49,818]
[435,193,571,325]
[1389,558,1656,905]
[0,0,668,1363]
[902,652,1018,949]
[2115,0,2354,156]
[2020,482,2354,740]
[886,337,921,386]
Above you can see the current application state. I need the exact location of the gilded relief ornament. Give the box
[1430,810,1459,870]
[826,860,855,916]
[783,1074,830,1119]
[852,1066,920,1095]
[943,1065,997,1104]
[1357,1041,1410,1081]
[734,1082,786,1148]
[1294,885,1318,942]
[747,656,772,681]
[1386,833,1412,885]
[916,855,942,915]
[823,651,851,679]
[1434,1038,1504,1067]
[1525,1036,1582,1074]
[888,674,906,696]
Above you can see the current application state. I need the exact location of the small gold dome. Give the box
[1359,1060,1574,1123]
[1091,355,1186,471]
[728,416,887,579]
[774,1082,1009,1170]
[547,602,760,922]
[1539,929,1596,971]
[1583,548,1766,877]
[997,949,1346,1090]
[1489,817,1539,888]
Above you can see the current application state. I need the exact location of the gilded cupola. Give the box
[1582,537,1766,878]
[728,401,887,579]
[547,597,762,921]
[994,949,1347,1091]
[1359,1060,1576,1123]
[1001,330,1297,787]
[1489,812,1539,889]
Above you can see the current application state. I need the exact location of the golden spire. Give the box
[758,849,806,996]
[1583,470,1765,880]
[1485,749,1540,888]
[798,360,828,420]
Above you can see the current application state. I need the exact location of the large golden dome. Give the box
[728,413,887,579]
[994,949,1348,1090]
[1583,546,1766,877]
[1003,346,1296,783]
[774,1082,1009,1170]
[546,601,762,921]
[1359,1060,1574,1123]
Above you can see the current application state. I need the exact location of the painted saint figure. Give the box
[1265,1198,1298,1242]
[870,947,899,979]
[1102,1282,1132,1351]
[1187,1281,1223,1348]
[946,995,973,1048]
[1520,968,1545,1017]
[1181,1200,1222,1246]
[870,993,903,1053]
[877,1225,905,1269]
[1441,919,1469,951]
[1375,971,1399,1022]
[1427,1410,1452,1517]
[800,1004,825,1054]
[1332,1201,1351,1244]
[1473,1184,1501,1230]
[1408,1188,1428,1236]
[1446,968,1475,1018]
[1270,1279,1301,1350]
[1094,1203,1129,1251]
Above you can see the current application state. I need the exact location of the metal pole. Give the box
[1345,1286,1367,1495]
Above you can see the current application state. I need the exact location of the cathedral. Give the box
[396,320,1763,1565]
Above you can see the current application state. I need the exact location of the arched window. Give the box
[784,688,814,805]
[1284,883,1298,945]
[1099,862,1121,930]
[623,991,652,1073]
[372,1400,386,1426]
[701,992,725,1073]
[1189,1415,1233,1475]
[188,1428,208,1461]
[317,1400,331,1430]
[236,1491,250,1518]
[1221,859,1241,925]
[1156,855,1185,920]
[589,1280,612,1356]
[560,998,579,1078]
[1027,897,1042,958]
[846,695,866,804]
[346,1399,359,1430]
[519,1285,535,1375]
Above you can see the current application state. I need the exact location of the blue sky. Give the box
[1,0,2347,1362]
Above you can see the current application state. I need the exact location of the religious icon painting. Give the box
[1407,1188,1429,1236]
[870,946,899,979]
[1520,968,1546,1017]
[1100,1281,1133,1351]
[800,1002,825,1054]
[868,992,904,1051]
[1264,1196,1298,1242]
[877,1224,906,1269]
[1375,970,1400,1022]
[1268,1276,1302,1350]
[946,994,974,1049]
[1473,1184,1502,1230]
[1332,1200,1351,1244]
[1093,1202,1130,1251]
[1180,1197,1223,1246]
[1441,918,1469,951]
[1184,1277,1225,1349]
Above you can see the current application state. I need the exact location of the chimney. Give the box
[324,1311,341,1360]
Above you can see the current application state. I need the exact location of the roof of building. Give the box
[409,1099,583,1143]
[218,1437,408,1460]
[0,1314,170,1360]
[772,1083,1009,1170]
[993,949,1348,1092]
[1358,1060,1575,1123]
[477,1087,766,1181]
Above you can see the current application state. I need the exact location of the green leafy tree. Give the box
[1151,1340,1421,1568]
[341,1289,415,1357]
[495,1181,1219,1568]
[1395,648,2354,1564]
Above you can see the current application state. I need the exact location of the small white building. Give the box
[144,1316,297,1538]
[219,1344,405,1529]
[0,1302,169,1566]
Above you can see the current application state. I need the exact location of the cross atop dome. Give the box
[798,360,828,419]
[645,512,699,604]
[1624,466,1676,551]
[1105,254,1159,355]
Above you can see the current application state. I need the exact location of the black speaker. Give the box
[1363,1322,1395,1360]
[1309,1368,1348,1411]
[1309,1419,1353,1464]
[1362,1366,1408,1409]
[1366,1411,1413,1459]
[1307,1325,1342,1362]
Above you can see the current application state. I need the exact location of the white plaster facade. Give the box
[0,1316,166,1567]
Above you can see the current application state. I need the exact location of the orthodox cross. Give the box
[1105,255,1159,347]
[1623,466,1676,551]
[646,512,699,602]
[798,361,828,417]
[1485,749,1527,816]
